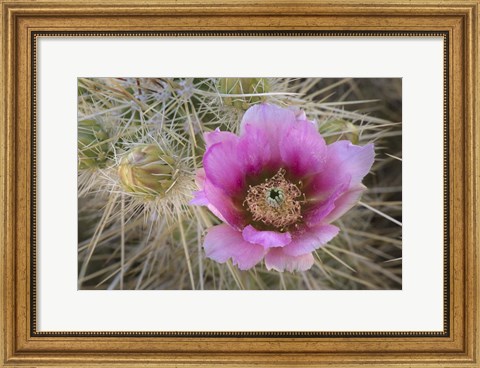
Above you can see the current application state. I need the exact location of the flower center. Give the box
[244,169,303,230]
[266,188,284,207]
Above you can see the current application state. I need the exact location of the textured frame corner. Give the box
[1,0,479,367]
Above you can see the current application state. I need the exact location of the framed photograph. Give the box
[1,0,478,367]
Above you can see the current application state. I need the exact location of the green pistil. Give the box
[266,188,285,208]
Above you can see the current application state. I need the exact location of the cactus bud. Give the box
[78,120,110,169]
[321,119,359,145]
[218,78,269,110]
[118,144,176,198]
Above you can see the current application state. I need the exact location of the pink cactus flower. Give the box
[191,104,374,272]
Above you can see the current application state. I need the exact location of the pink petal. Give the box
[303,142,372,224]
[240,103,298,135]
[206,204,228,223]
[191,169,234,224]
[322,184,366,223]
[203,179,245,229]
[239,104,304,165]
[189,190,209,206]
[282,224,339,257]
[242,225,292,248]
[190,188,229,224]
[326,141,375,185]
[204,129,238,149]
[203,141,245,195]
[195,168,206,189]
[304,171,350,200]
[204,224,265,270]
[265,248,315,272]
[280,120,327,178]
[304,179,350,226]
[304,142,373,199]
[238,124,273,176]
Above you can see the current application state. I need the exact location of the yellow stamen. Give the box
[244,169,303,230]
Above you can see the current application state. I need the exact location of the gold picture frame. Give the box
[1,0,478,366]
